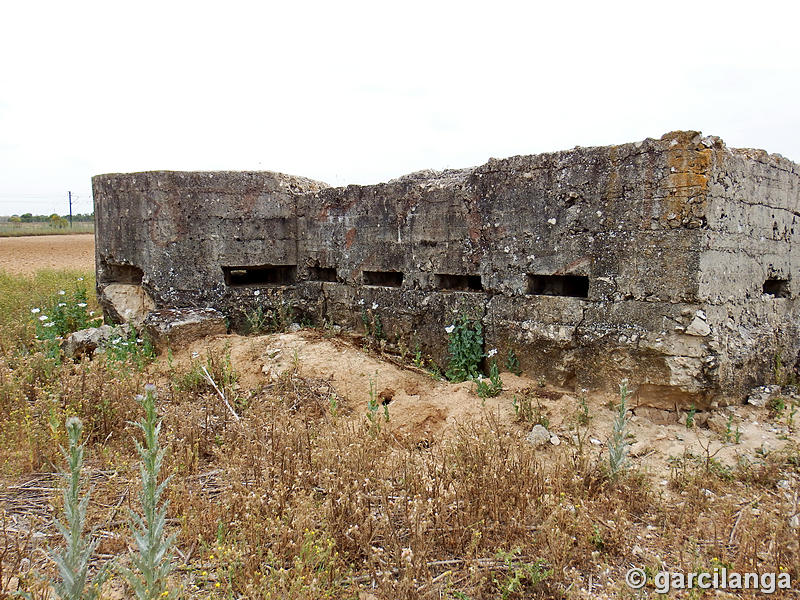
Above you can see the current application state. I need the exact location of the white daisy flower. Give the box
[31,308,40,314]
[58,303,66,307]
[445,325,455,334]
[39,315,48,321]
[77,277,84,281]
[371,302,378,310]
[77,302,87,308]
[487,348,498,358]
[44,322,55,328]
[58,290,66,295]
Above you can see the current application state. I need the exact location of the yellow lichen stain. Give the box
[660,132,712,227]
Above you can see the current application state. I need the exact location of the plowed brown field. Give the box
[0,233,94,274]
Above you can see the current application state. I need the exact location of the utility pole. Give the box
[68,191,73,228]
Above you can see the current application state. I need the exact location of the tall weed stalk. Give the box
[607,380,632,479]
[51,416,108,600]
[120,384,176,599]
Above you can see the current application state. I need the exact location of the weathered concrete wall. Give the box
[93,131,800,408]
[94,170,328,313]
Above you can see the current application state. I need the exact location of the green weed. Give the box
[50,417,109,600]
[475,360,503,399]
[686,404,697,429]
[365,372,387,435]
[119,385,176,599]
[104,327,156,370]
[607,379,632,479]
[445,315,483,383]
[505,347,521,375]
[492,548,551,599]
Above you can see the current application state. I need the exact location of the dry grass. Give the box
[0,269,799,598]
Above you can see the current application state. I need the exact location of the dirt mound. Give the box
[170,329,800,482]
[182,330,524,444]
[0,233,95,274]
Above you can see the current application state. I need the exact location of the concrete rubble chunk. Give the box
[63,324,131,358]
[143,308,227,350]
[100,283,155,327]
[526,424,552,448]
[685,316,711,337]
[746,385,781,408]
[633,406,677,425]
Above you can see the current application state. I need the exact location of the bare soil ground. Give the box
[183,330,800,485]
[0,233,94,274]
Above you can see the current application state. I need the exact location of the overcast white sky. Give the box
[1,0,798,215]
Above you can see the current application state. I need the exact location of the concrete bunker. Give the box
[93,131,800,409]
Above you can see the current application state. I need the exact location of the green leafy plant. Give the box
[512,391,549,426]
[365,373,386,435]
[475,361,503,399]
[427,363,443,380]
[445,315,483,382]
[768,395,786,416]
[50,417,109,600]
[412,344,424,368]
[723,413,742,444]
[505,347,521,375]
[493,548,551,599]
[119,384,176,599]
[31,280,101,358]
[575,393,591,426]
[361,305,384,342]
[105,327,156,369]
[243,306,270,334]
[32,282,100,341]
[328,394,339,418]
[589,525,605,551]
[774,352,784,385]
[270,299,296,332]
[607,379,632,479]
[685,404,697,429]
[511,395,525,421]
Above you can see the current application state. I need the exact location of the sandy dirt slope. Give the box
[0,233,95,274]
[173,330,800,483]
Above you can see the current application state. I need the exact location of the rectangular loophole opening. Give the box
[105,263,143,285]
[527,274,589,298]
[435,273,483,292]
[222,265,297,287]
[309,266,337,282]
[763,278,790,298]
[363,270,403,288]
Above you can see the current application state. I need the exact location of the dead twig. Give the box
[201,365,240,422]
